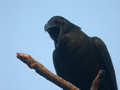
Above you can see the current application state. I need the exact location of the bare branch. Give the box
[17,52,80,90]
[90,70,105,90]
[17,52,104,90]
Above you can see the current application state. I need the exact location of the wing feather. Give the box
[92,37,117,90]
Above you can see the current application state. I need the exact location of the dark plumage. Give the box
[45,16,117,90]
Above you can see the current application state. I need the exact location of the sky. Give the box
[0,0,120,90]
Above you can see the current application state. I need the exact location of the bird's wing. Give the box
[92,37,117,90]
[53,33,73,76]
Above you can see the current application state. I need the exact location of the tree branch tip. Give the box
[98,69,105,80]
[99,69,104,74]
[16,52,30,59]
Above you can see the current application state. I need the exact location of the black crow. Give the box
[45,16,117,90]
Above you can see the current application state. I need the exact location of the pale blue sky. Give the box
[0,0,120,90]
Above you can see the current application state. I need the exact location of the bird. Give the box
[44,16,117,90]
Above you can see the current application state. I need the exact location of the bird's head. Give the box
[45,16,75,45]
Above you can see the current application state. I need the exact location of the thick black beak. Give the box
[44,23,57,32]
[44,24,50,32]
